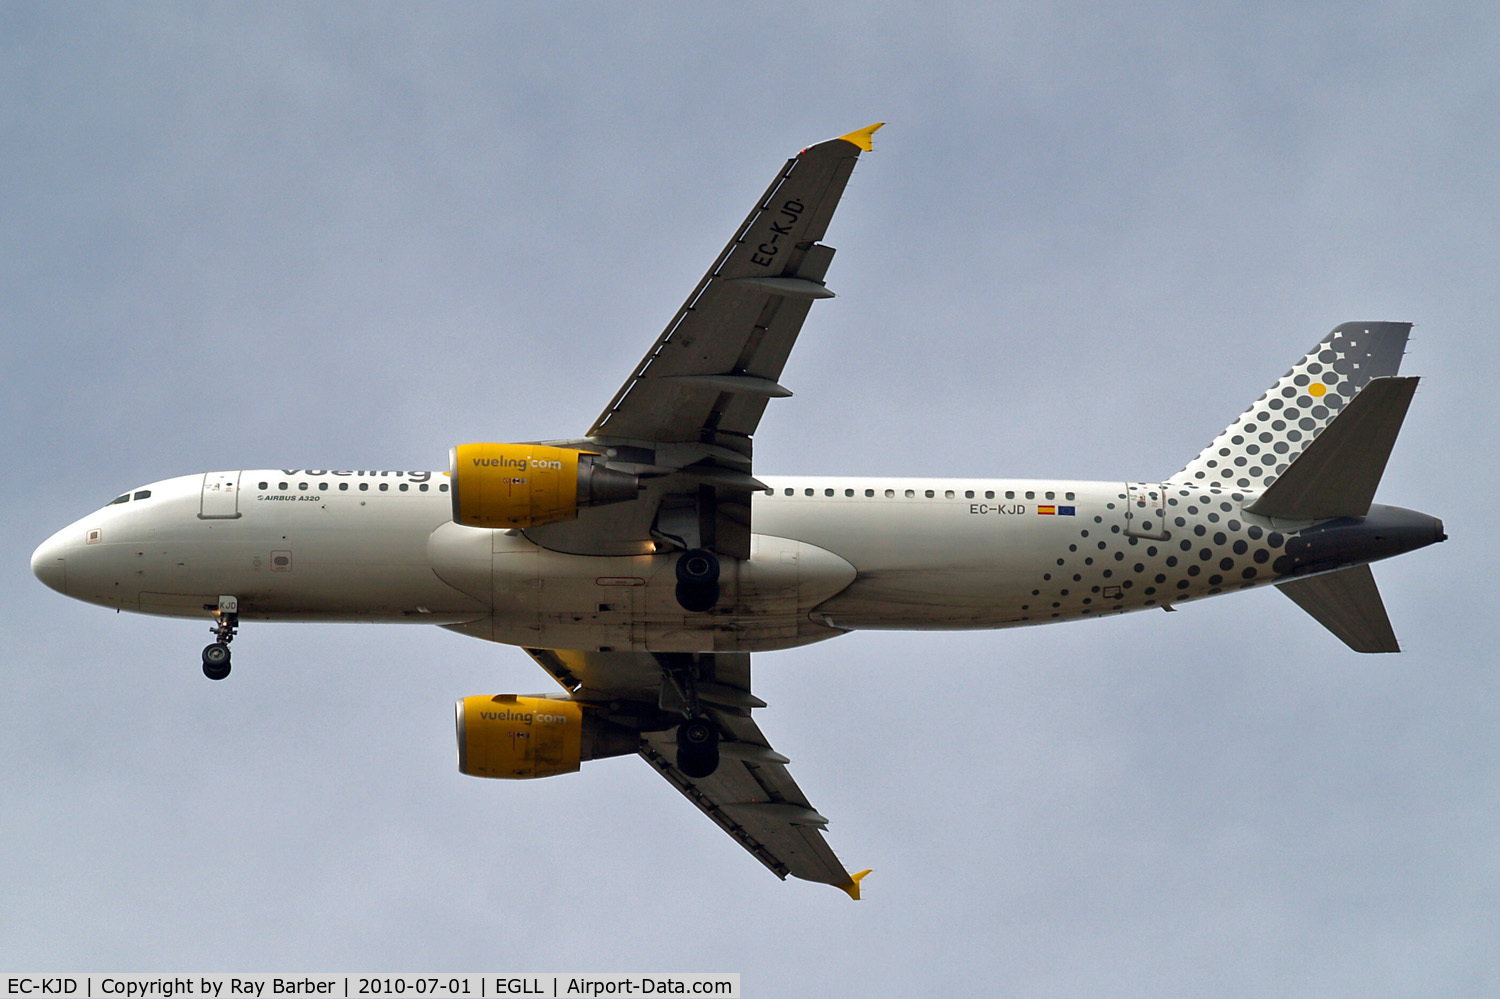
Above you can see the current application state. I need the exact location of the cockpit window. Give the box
[110,494,129,505]
[133,490,151,501]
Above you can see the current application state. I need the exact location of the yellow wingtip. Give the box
[837,123,885,152]
[839,869,873,900]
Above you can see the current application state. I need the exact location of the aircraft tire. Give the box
[675,581,719,613]
[202,642,231,680]
[675,549,720,586]
[676,718,720,778]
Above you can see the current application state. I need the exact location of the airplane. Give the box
[31,123,1445,899]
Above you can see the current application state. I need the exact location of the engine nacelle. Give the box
[455,694,638,779]
[449,443,639,528]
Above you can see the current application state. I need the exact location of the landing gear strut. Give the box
[202,595,238,680]
[674,549,720,613]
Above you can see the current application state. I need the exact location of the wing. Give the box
[527,124,882,560]
[589,123,881,452]
[524,647,867,897]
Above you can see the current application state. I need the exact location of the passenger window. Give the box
[904,489,915,498]
[805,488,814,496]
[258,481,268,490]
[1025,491,1035,500]
[439,483,448,492]
[399,483,409,492]
[298,482,309,491]
[379,483,389,491]
[985,491,995,500]
[924,489,934,498]
[865,489,874,497]
[279,482,289,491]
[1005,491,1015,499]
[825,488,834,497]
[784,488,794,496]
[1065,492,1076,501]
[420,483,429,492]
[359,483,370,491]
[884,489,895,498]
[845,488,854,497]
[318,483,328,491]
[1045,491,1055,500]
[965,490,974,499]
[339,483,349,491]
[944,490,955,499]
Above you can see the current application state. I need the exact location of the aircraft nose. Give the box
[31,532,68,595]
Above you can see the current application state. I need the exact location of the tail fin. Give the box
[1245,376,1417,520]
[1168,322,1411,493]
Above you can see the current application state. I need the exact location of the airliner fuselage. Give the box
[32,469,1441,651]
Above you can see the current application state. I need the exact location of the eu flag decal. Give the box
[1059,505,1075,516]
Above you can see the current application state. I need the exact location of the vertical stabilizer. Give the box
[1245,376,1418,520]
[1168,322,1410,492]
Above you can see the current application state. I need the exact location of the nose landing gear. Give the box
[202,595,238,680]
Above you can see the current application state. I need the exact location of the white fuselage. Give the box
[32,468,1336,654]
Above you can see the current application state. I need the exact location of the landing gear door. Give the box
[1125,482,1168,540]
[200,471,242,520]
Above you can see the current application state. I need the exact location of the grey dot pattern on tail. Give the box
[1168,322,1411,493]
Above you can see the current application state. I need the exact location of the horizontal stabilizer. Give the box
[1277,565,1400,653]
[1246,377,1418,521]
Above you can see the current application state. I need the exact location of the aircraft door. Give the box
[1125,482,1169,539]
[200,471,242,519]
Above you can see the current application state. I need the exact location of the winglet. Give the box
[839,869,873,900]
[837,123,885,152]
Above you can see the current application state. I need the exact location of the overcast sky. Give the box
[4,3,1498,993]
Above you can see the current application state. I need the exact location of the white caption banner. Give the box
[3,978,739,999]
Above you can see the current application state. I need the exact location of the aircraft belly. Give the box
[432,527,854,652]
[129,499,489,622]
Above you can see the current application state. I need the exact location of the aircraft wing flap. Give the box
[639,722,856,890]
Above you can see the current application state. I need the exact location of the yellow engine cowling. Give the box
[455,694,639,779]
[449,443,639,528]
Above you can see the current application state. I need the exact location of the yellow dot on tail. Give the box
[1308,383,1327,397]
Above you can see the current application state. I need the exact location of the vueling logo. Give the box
[472,456,563,471]
[480,708,569,725]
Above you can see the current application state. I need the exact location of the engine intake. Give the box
[449,443,639,528]
[455,694,638,779]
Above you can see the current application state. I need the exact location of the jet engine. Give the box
[449,443,639,528]
[455,694,639,779]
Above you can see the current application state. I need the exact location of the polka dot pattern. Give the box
[1168,322,1410,492]
[1012,483,1290,622]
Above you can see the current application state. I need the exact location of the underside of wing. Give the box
[521,646,864,895]
[588,123,882,454]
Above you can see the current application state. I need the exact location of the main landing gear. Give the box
[676,716,720,779]
[674,548,720,613]
[657,652,722,778]
[202,595,238,680]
